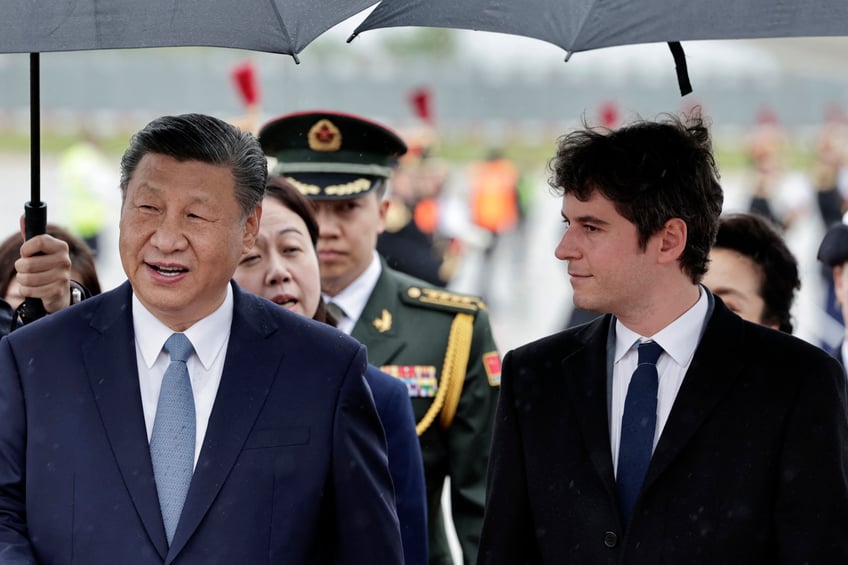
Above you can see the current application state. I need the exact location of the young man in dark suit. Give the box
[477,112,848,564]
[0,113,403,564]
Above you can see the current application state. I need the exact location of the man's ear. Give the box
[834,265,845,306]
[376,196,391,235]
[656,218,687,264]
[242,204,262,253]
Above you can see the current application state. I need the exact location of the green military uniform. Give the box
[353,259,500,565]
[257,110,501,564]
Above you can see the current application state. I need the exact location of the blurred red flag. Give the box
[755,105,779,125]
[231,60,260,107]
[599,101,619,129]
[409,87,434,123]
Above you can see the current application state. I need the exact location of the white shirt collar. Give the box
[614,285,709,366]
[132,284,234,370]
[322,250,382,326]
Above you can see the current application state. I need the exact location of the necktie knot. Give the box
[165,333,194,364]
[637,340,663,366]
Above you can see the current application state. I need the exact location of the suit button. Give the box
[603,531,618,548]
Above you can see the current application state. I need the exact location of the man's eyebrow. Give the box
[565,214,610,226]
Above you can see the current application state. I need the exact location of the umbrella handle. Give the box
[18,201,48,324]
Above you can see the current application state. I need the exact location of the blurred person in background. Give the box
[259,110,501,565]
[811,109,848,344]
[58,126,113,257]
[702,213,800,333]
[467,148,520,301]
[379,126,460,287]
[817,217,848,372]
[744,107,813,231]
[234,176,429,565]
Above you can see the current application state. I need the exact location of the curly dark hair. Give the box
[713,213,800,333]
[548,110,723,283]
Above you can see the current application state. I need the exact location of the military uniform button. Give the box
[603,531,618,548]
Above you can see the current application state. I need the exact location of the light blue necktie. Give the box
[616,340,663,522]
[150,332,196,545]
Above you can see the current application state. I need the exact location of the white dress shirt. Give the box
[609,287,709,475]
[322,250,382,335]
[133,285,233,467]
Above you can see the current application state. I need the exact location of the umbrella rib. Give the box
[266,0,296,54]
[568,0,602,53]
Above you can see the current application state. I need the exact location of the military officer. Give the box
[259,111,501,565]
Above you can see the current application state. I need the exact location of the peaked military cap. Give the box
[818,222,848,267]
[258,111,408,200]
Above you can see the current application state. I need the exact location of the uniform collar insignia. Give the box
[373,309,392,333]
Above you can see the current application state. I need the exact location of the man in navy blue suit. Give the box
[0,113,403,564]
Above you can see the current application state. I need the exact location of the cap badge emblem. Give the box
[308,119,342,152]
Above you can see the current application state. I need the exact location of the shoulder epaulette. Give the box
[400,286,488,313]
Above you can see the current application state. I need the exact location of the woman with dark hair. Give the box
[235,176,428,565]
[0,224,102,308]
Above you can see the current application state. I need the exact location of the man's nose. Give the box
[554,228,577,261]
[314,207,339,237]
[150,215,188,252]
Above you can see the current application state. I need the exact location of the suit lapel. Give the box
[643,301,746,491]
[84,282,169,560]
[562,317,618,496]
[167,287,283,561]
[351,268,405,364]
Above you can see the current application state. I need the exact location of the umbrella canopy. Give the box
[1,0,377,55]
[0,0,378,321]
[350,0,848,93]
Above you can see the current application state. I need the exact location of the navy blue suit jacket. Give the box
[0,282,403,564]
[0,298,12,338]
[365,365,428,565]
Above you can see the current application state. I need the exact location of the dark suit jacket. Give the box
[0,298,12,338]
[0,282,403,564]
[478,297,848,565]
[365,365,428,565]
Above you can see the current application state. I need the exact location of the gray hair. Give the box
[119,114,267,218]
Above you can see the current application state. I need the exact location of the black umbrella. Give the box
[1,0,377,320]
[349,0,848,96]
